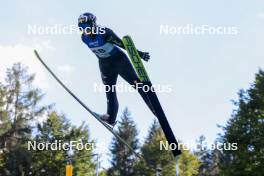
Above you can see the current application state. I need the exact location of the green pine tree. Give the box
[195,136,221,176]
[31,111,95,176]
[134,119,177,176]
[0,63,97,175]
[0,63,46,175]
[107,108,139,176]
[219,70,264,175]
[178,146,200,176]
[0,83,10,151]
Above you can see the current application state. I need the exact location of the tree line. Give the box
[0,63,263,175]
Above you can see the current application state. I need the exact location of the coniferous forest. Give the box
[0,63,264,175]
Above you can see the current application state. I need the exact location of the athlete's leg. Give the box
[117,54,156,115]
[99,59,119,124]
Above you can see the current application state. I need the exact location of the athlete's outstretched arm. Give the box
[105,28,150,61]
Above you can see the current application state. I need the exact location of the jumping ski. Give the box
[122,36,182,156]
[34,50,142,159]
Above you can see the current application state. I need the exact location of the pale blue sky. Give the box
[1,0,264,168]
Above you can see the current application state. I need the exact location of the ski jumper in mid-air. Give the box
[78,12,155,126]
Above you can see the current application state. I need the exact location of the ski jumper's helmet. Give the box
[78,12,97,30]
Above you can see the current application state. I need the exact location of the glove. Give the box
[138,51,150,62]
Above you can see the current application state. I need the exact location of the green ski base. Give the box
[122,35,150,82]
[122,36,182,156]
